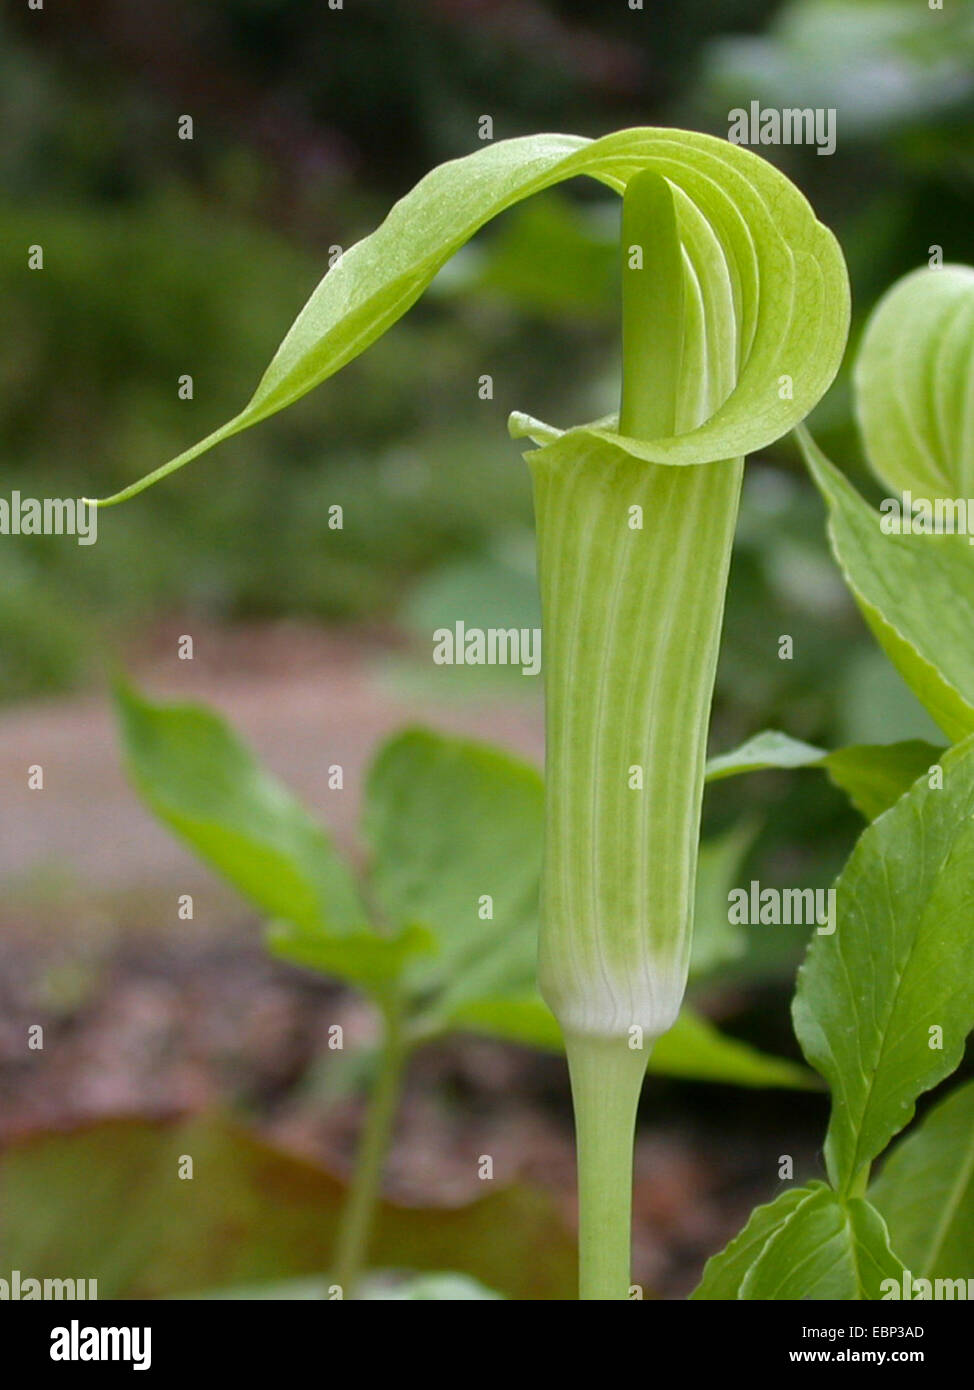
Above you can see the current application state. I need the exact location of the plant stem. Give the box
[566,1033,648,1300]
[331,994,408,1298]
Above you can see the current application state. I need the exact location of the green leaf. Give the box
[93,128,848,505]
[797,424,974,741]
[855,264,974,501]
[363,728,543,1018]
[706,728,943,820]
[0,1115,575,1301]
[652,1010,817,1091]
[692,1184,825,1299]
[452,993,815,1091]
[870,1079,974,1280]
[115,681,425,989]
[738,1187,905,1300]
[447,992,561,1050]
[793,733,974,1194]
[823,742,942,822]
[705,729,828,781]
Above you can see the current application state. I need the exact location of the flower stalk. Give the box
[566,1035,649,1300]
[331,993,409,1297]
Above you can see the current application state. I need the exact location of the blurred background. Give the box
[1,0,972,1298]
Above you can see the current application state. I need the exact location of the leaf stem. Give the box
[331,993,408,1298]
[566,1033,648,1299]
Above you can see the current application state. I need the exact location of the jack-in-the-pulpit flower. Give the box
[89,129,850,1298]
[854,263,974,502]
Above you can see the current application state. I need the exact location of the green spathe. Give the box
[530,437,743,1039]
[525,159,845,1047]
[527,158,844,1301]
[855,264,974,500]
[90,127,848,506]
